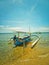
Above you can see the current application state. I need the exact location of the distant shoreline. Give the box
[0,32,49,34]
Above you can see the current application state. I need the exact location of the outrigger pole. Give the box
[31,37,40,48]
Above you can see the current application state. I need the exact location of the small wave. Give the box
[38,53,49,58]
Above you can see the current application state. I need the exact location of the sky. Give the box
[0,0,49,33]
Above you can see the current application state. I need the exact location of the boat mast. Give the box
[18,32,19,38]
[29,25,31,36]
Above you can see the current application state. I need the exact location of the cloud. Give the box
[6,27,23,31]
[27,0,39,17]
[39,0,49,6]
[0,25,4,28]
[0,25,49,33]
[12,0,24,5]
[0,25,27,33]
[30,0,39,12]
[0,0,24,6]
[39,27,49,32]
[31,27,49,32]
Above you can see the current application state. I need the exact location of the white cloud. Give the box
[30,3,37,13]
[31,27,49,32]
[39,27,49,32]
[30,0,39,13]
[0,25,49,33]
[7,27,23,31]
[0,25,27,33]
[27,0,39,16]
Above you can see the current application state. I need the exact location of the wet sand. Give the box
[0,42,49,65]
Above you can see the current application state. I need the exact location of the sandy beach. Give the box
[0,43,49,65]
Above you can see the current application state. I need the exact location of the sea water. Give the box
[0,32,49,65]
[0,32,49,52]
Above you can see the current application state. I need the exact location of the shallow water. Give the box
[0,32,49,65]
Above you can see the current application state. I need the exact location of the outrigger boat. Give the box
[10,27,40,48]
[13,31,31,47]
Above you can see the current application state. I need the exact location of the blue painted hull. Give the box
[14,36,31,46]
